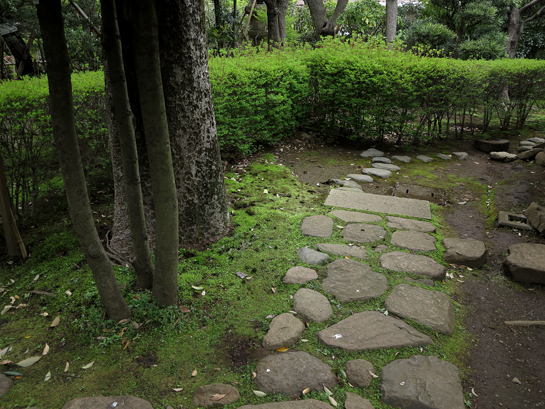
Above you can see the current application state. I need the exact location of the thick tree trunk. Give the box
[263,0,288,46]
[306,0,349,37]
[36,0,130,321]
[506,6,521,58]
[386,0,398,48]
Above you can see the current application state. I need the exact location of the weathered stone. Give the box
[263,313,305,350]
[361,148,384,157]
[404,276,435,287]
[297,247,329,265]
[381,355,464,409]
[346,174,374,183]
[345,392,374,409]
[525,202,545,233]
[386,216,436,233]
[374,245,388,253]
[283,266,318,284]
[345,359,375,388]
[0,373,13,398]
[341,223,387,244]
[293,288,333,322]
[254,351,337,398]
[475,138,510,153]
[497,211,535,231]
[416,155,433,163]
[385,284,456,335]
[301,215,333,238]
[372,163,401,172]
[392,155,411,163]
[362,168,392,178]
[443,238,487,268]
[62,396,153,409]
[518,145,533,152]
[518,148,543,161]
[490,151,517,162]
[237,400,333,409]
[391,230,437,252]
[193,384,240,407]
[436,154,451,160]
[372,157,391,164]
[317,311,433,351]
[323,259,387,303]
[329,210,382,223]
[337,187,362,192]
[381,251,446,280]
[504,243,545,284]
[527,137,545,144]
[330,179,362,190]
[316,243,368,259]
[520,140,536,146]
[452,152,468,160]
[536,151,545,166]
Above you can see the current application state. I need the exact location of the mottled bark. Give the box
[386,0,398,48]
[263,0,288,46]
[306,0,349,37]
[506,0,545,58]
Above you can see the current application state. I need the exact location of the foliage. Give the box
[407,20,456,50]
[458,31,507,60]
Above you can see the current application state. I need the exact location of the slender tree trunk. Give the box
[386,0,398,48]
[36,0,130,321]
[306,0,349,37]
[506,6,521,58]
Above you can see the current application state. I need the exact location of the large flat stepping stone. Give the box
[443,238,486,268]
[341,223,386,244]
[254,351,338,398]
[301,215,333,238]
[330,179,362,190]
[392,155,411,163]
[193,384,240,407]
[345,359,374,388]
[386,216,435,233]
[504,243,545,284]
[362,168,392,178]
[283,266,318,284]
[316,243,368,259]
[323,259,387,303]
[293,288,333,322]
[475,138,510,153]
[297,247,329,265]
[317,311,433,351]
[385,284,455,335]
[381,355,464,409]
[325,189,432,220]
[381,251,446,280]
[436,154,452,160]
[391,230,437,252]
[346,174,374,183]
[238,400,333,409]
[372,157,391,164]
[263,313,305,350]
[345,392,374,409]
[452,152,468,160]
[0,373,13,398]
[361,148,384,157]
[528,137,545,143]
[329,210,382,223]
[62,396,153,409]
[416,155,433,163]
[372,163,401,172]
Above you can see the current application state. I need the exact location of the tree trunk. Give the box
[386,0,398,48]
[306,0,349,37]
[36,0,131,321]
[506,6,521,58]
[263,0,288,46]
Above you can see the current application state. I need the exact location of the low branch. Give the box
[523,4,545,24]
[519,0,544,14]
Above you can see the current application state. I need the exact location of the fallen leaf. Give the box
[302,387,310,395]
[123,341,130,350]
[236,271,247,279]
[65,290,72,296]
[173,387,184,392]
[191,369,198,377]
[300,339,308,342]
[0,347,8,359]
[16,356,41,367]
[3,371,22,376]
[81,361,94,369]
[180,306,190,313]
[50,316,61,327]
[271,288,276,294]
[117,319,129,325]
[1,306,12,315]
[253,390,267,398]
[252,371,257,379]
[323,385,333,396]
[336,225,344,229]
[40,312,48,317]
[44,370,51,382]
[42,343,50,356]
[368,370,379,378]
[339,369,347,378]
[276,347,288,352]
[348,382,354,388]
[15,304,27,309]
[472,387,478,396]
[0,360,12,365]
[328,396,338,407]
[64,362,70,372]
[466,267,473,271]
[263,189,268,194]
[265,314,275,319]
[191,286,203,291]
[32,274,40,283]
[210,393,227,401]
[24,335,31,339]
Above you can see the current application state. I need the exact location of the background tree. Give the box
[386,0,398,47]
[505,0,545,58]
[306,0,349,37]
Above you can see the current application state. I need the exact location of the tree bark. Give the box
[36,0,131,321]
[386,0,398,48]
[306,0,349,37]
[506,0,545,58]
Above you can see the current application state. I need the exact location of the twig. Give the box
[504,320,545,327]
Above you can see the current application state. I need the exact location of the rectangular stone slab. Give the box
[325,189,431,220]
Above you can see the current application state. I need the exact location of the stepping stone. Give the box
[361,148,384,157]
[504,243,545,284]
[317,311,432,351]
[362,168,392,178]
[293,288,333,322]
[254,351,338,398]
[525,202,545,233]
[372,163,401,172]
[436,154,452,160]
[490,151,517,162]
[322,259,387,303]
[345,392,374,409]
[528,137,545,144]
[391,230,437,252]
[452,152,468,160]
[404,276,435,287]
[392,155,411,163]
[416,155,433,163]
[497,211,534,231]
[238,401,333,409]
[518,148,543,161]
[297,247,329,265]
[330,179,362,190]
[385,284,455,335]
[329,210,382,223]
[443,238,486,268]
[520,140,536,146]
[345,359,375,388]
[283,266,318,284]
[537,151,545,166]
[386,216,436,233]
[62,396,153,409]
[338,187,363,192]
[381,251,446,280]
[325,189,432,220]
[372,157,391,164]
[0,373,13,398]
[263,313,305,350]
[301,215,333,238]
[341,223,386,244]
[381,355,464,409]
[193,384,240,407]
[518,145,533,152]
[374,245,388,253]
[316,243,368,259]
[346,174,374,183]
[475,138,510,153]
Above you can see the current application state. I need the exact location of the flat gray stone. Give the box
[341,223,387,244]
[254,351,337,398]
[362,168,392,178]
[62,396,153,409]
[518,148,543,161]
[504,243,545,284]
[518,145,534,152]
[330,179,362,190]
[416,155,433,163]
[325,189,432,219]
[193,384,240,407]
[361,148,384,157]
[372,163,401,172]
[386,216,436,233]
[404,276,435,287]
[372,157,391,164]
[297,247,329,265]
[443,238,486,268]
[316,243,368,259]
[391,230,437,252]
[520,140,536,146]
[392,155,411,163]
[345,360,374,388]
[345,392,374,409]
[263,313,305,350]
[301,215,333,238]
[329,210,382,223]
[452,152,468,160]
[381,355,464,409]
[527,137,545,144]
[490,151,517,162]
[385,284,455,335]
[525,202,545,233]
[346,174,374,183]
[0,373,13,398]
[381,251,446,280]
[283,266,318,284]
[374,245,388,253]
[323,259,387,303]
[238,400,333,409]
[436,154,452,160]
[293,288,333,322]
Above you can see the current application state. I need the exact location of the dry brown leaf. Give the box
[173,387,184,392]
[276,347,288,352]
[368,370,378,378]
[42,343,50,356]
[64,362,70,372]
[191,369,198,377]
[328,396,338,407]
[65,290,72,296]
[271,288,276,294]
[50,316,60,327]
[252,371,257,379]
[16,356,41,367]
[123,341,130,350]
[179,306,190,313]
[1,360,12,365]
[210,393,227,401]
[302,387,310,395]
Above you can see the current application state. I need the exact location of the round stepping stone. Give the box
[62,396,153,409]
[254,351,338,398]
[362,168,392,178]
[386,216,436,233]
[443,238,486,268]
[452,152,468,160]
[301,215,333,238]
[504,243,545,284]
[475,138,510,153]
[345,392,374,409]
[520,140,536,146]
[263,313,305,350]
[385,284,455,335]
[297,247,329,265]
[317,311,432,351]
[345,359,374,388]
[392,155,411,163]
[293,288,333,322]
[372,157,391,164]
[193,384,240,407]
[346,174,374,183]
[360,148,384,157]
[316,243,367,259]
[490,151,517,162]
[283,266,318,284]
[381,251,446,280]
[381,355,464,409]
[416,155,433,163]
[329,210,382,223]
[330,179,362,190]
[391,230,436,252]
[341,223,386,244]
[323,259,387,303]
[238,401,333,409]
[436,154,452,160]
[371,163,401,171]
[404,276,435,287]
[0,373,13,398]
